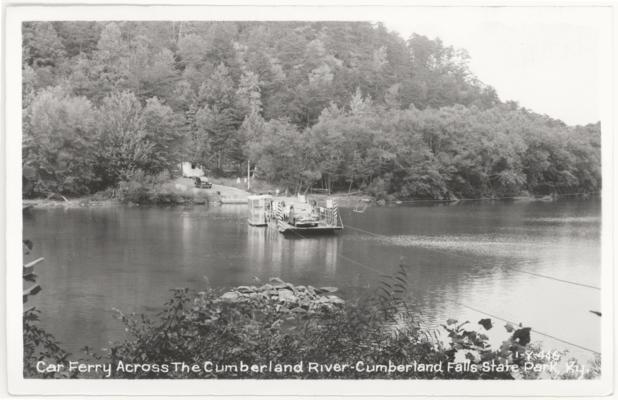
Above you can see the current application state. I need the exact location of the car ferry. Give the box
[248,194,343,236]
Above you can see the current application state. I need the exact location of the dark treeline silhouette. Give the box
[22,21,600,199]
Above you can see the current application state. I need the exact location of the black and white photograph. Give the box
[2,1,615,397]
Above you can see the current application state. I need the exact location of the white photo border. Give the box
[3,2,615,397]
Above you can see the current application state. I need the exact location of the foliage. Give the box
[23,87,97,196]
[23,240,72,378]
[247,118,320,193]
[93,91,149,190]
[99,268,599,379]
[22,22,600,199]
[23,89,185,197]
[273,103,599,199]
[117,170,207,205]
[139,97,185,174]
[23,309,72,378]
[194,63,245,170]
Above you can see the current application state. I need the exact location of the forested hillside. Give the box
[22,21,601,199]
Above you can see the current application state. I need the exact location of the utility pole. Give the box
[247,160,251,191]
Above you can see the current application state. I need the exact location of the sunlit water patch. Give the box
[524,216,601,224]
[356,233,597,260]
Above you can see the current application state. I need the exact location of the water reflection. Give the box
[246,225,339,278]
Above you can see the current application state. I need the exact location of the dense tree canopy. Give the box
[22,21,600,198]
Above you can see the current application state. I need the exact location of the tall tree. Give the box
[24,87,96,195]
[94,91,147,188]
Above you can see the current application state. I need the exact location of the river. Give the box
[23,198,601,361]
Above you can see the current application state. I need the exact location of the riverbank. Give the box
[23,177,594,210]
[23,177,221,209]
[23,197,120,209]
[21,178,371,209]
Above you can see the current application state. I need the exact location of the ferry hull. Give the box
[248,219,268,227]
[275,220,342,236]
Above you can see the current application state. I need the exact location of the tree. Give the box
[236,70,262,116]
[53,21,102,57]
[22,22,66,68]
[88,22,131,99]
[24,88,96,195]
[140,97,185,174]
[194,63,245,171]
[20,21,600,199]
[93,91,147,189]
[194,105,244,171]
[348,87,373,115]
[248,119,319,192]
[140,48,178,100]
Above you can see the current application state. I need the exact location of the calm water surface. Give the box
[24,199,601,359]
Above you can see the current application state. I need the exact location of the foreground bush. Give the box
[23,239,71,378]
[104,270,600,379]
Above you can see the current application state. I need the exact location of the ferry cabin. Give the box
[247,195,272,226]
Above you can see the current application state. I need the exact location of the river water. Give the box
[23,198,601,360]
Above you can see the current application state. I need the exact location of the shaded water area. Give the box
[24,198,601,361]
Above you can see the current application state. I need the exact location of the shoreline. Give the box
[23,198,121,209]
[22,182,595,210]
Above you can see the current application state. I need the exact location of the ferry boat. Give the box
[247,194,343,235]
